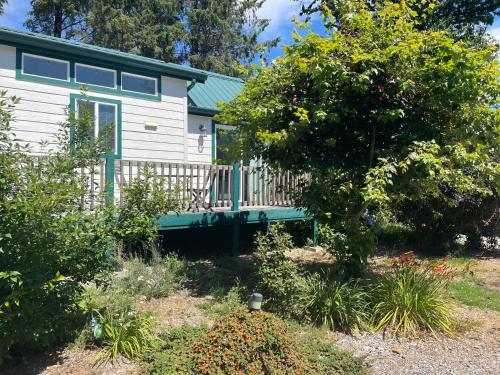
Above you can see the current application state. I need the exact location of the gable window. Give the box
[22,53,69,81]
[121,72,157,96]
[76,99,118,155]
[75,63,116,88]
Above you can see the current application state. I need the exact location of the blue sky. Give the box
[1,0,499,62]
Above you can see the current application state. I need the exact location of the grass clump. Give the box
[304,273,370,332]
[450,281,500,312]
[113,253,186,300]
[94,309,158,366]
[371,266,453,337]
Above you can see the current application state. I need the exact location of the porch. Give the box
[84,158,315,255]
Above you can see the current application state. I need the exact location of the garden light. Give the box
[248,293,263,311]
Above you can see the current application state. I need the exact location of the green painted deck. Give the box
[156,206,309,230]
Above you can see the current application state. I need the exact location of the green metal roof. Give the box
[0,26,207,82]
[187,71,244,116]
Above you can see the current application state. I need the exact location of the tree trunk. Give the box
[53,2,63,37]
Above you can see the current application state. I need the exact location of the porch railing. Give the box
[81,159,308,211]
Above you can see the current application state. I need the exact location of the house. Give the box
[0,26,315,254]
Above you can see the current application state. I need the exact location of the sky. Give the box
[0,0,499,62]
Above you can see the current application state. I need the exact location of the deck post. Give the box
[311,217,318,247]
[105,156,114,205]
[231,162,241,256]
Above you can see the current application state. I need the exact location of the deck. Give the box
[81,158,315,255]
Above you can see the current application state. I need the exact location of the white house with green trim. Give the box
[0,26,243,165]
[0,26,314,255]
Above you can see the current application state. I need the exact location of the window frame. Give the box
[121,72,158,97]
[75,62,117,89]
[16,49,161,102]
[21,52,70,82]
[70,93,122,159]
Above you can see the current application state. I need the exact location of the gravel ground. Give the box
[332,306,500,375]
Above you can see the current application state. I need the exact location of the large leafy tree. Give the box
[83,0,184,62]
[297,0,500,38]
[182,0,278,76]
[25,0,90,38]
[218,0,499,270]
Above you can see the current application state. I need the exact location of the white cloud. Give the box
[257,0,303,39]
[487,25,500,42]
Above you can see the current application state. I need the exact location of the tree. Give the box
[25,0,90,38]
[83,0,184,62]
[0,0,7,16]
[296,0,500,38]
[217,0,499,272]
[181,0,279,76]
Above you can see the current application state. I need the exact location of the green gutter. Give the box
[188,105,220,117]
[0,26,207,83]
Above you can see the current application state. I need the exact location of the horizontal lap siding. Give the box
[187,114,213,164]
[0,44,202,164]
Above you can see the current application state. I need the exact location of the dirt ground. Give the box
[2,255,499,375]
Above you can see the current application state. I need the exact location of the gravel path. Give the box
[333,306,500,375]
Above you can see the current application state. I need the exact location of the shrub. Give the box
[304,273,370,332]
[254,229,308,319]
[299,339,366,375]
[111,253,186,300]
[371,266,453,337]
[114,164,184,256]
[0,92,114,358]
[145,325,208,375]
[199,283,245,317]
[94,309,158,365]
[189,309,307,374]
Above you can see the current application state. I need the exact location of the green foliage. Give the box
[94,309,158,365]
[299,337,366,375]
[84,0,184,63]
[450,274,500,312]
[218,0,499,267]
[145,325,208,375]
[182,0,279,76]
[371,266,453,337]
[189,309,308,374]
[114,165,183,256]
[0,91,113,358]
[199,284,245,317]
[0,0,7,15]
[110,254,187,300]
[254,229,308,319]
[25,0,89,38]
[304,273,370,332]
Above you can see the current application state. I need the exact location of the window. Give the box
[22,53,69,81]
[121,72,157,95]
[76,99,117,154]
[75,63,116,88]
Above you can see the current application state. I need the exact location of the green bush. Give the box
[254,229,308,319]
[304,273,370,332]
[111,253,186,300]
[145,325,208,375]
[371,266,453,337]
[0,92,114,358]
[189,309,307,374]
[114,164,184,256]
[299,339,366,375]
[94,309,158,365]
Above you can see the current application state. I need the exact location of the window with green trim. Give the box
[71,94,122,158]
[22,52,69,81]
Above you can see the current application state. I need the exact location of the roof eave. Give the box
[0,29,207,82]
[188,105,220,117]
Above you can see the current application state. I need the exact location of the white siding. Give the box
[187,114,213,164]
[0,44,213,164]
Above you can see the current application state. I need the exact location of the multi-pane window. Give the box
[121,72,157,96]
[22,53,69,81]
[77,100,117,154]
[75,63,116,88]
